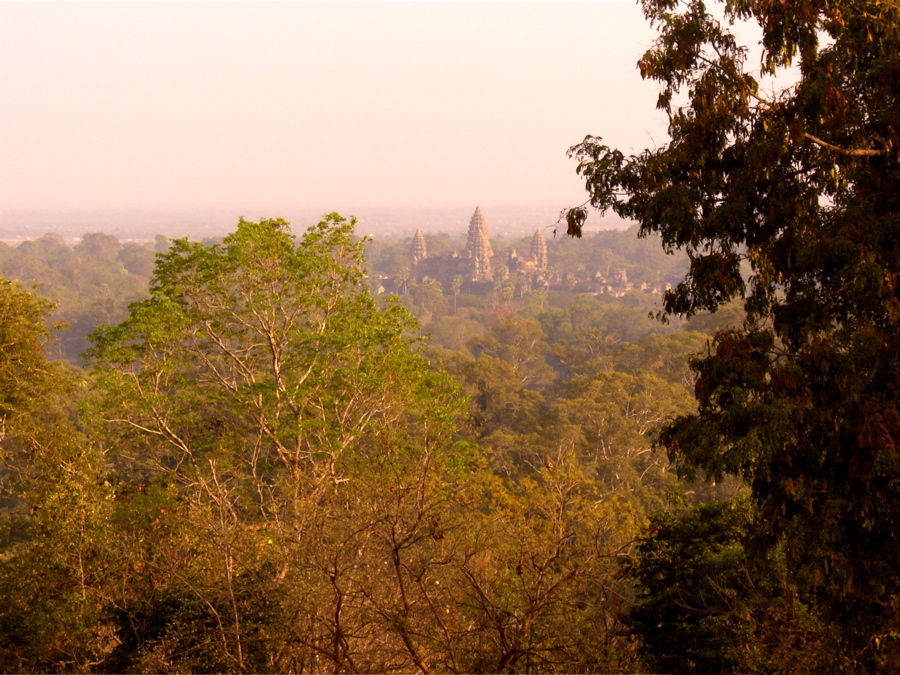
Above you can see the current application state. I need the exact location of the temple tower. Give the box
[465,206,493,282]
[411,229,427,265]
[530,229,548,271]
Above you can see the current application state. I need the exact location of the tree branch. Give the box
[803,132,884,156]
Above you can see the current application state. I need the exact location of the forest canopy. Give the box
[1,215,714,672]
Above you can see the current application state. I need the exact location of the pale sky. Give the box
[1,1,668,228]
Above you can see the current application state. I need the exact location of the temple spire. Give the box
[530,229,548,271]
[411,229,427,265]
[465,206,493,282]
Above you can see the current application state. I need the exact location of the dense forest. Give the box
[0,216,736,673]
[2,0,899,672]
[0,211,870,673]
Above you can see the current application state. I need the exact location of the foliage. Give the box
[86,215,473,670]
[79,215,661,672]
[0,279,114,672]
[570,0,900,667]
[0,233,155,362]
[624,497,828,673]
[0,279,58,419]
[0,214,725,671]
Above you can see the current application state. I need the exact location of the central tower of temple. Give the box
[530,229,548,271]
[465,206,494,282]
[411,229,427,266]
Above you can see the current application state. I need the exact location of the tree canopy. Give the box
[67,215,656,672]
[570,0,899,668]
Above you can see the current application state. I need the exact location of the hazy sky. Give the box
[1,1,668,222]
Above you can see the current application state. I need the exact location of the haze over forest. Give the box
[0,204,630,244]
[1,1,663,239]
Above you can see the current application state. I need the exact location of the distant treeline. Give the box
[0,226,694,363]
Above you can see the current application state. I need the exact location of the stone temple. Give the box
[407,207,549,294]
[371,206,670,299]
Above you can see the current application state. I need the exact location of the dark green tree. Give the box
[570,0,900,668]
[624,497,826,674]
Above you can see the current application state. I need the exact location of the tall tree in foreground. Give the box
[87,215,474,672]
[86,216,642,672]
[570,0,899,669]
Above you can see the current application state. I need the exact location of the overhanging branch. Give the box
[803,132,884,156]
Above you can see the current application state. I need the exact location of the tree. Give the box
[451,275,463,315]
[446,454,644,673]
[0,279,114,671]
[570,0,900,667]
[542,371,694,511]
[613,331,710,388]
[624,497,826,674]
[86,215,491,672]
[0,279,58,421]
[409,277,448,322]
[117,241,156,278]
[76,232,122,262]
